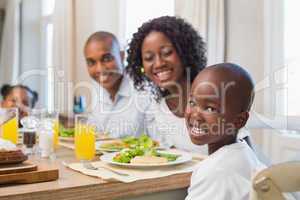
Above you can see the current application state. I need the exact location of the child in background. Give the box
[185,63,265,200]
[1,84,38,119]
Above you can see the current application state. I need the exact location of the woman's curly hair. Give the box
[126,16,207,101]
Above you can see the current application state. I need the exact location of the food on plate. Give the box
[59,125,74,137]
[99,140,126,151]
[113,148,180,164]
[99,134,159,151]
[130,156,168,164]
[122,134,159,149]
[0,138,27,164]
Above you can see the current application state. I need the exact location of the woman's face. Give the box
[1,87,30,118]
[85,39,122,92]
[141,31,184,89]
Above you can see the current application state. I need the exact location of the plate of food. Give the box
[96,134,159,152]
[100,148,192,168]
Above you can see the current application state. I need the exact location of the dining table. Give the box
[0,146,192,200]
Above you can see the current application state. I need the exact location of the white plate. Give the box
[100,151,192,168]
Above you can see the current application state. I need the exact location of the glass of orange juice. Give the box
[0,108,19,144]
[75,114,96,161]
[49,112,59,149]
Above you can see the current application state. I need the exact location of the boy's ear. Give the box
[120,51,125,62]
[234,111,249,129]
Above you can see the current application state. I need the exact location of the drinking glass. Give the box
[0,108,19,144]
[28,109,59,158]
[43,111,59,149]
[75,114,96,162]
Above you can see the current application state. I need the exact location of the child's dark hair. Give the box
[1,84,38,108]
[126,16,207,101]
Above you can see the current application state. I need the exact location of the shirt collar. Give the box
[93,75,132,104]
[116,75,132,98]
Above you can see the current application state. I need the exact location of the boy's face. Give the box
[185,70,245,146]
[85,39,123,91]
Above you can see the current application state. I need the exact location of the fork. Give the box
[83,162,129,176]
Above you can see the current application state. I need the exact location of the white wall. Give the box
[226,0,265,114]
[226,0,268,148]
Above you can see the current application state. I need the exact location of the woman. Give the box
[84,31,153,138]
[1,84,38,119]
[126,16,208,152]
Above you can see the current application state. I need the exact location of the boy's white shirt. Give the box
[149,98,249,154]
[185,140,266,200]
[90,75,153,138]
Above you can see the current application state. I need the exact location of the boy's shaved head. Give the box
[192,63,255,113]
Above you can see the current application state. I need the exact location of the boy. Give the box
[185,63,265,200]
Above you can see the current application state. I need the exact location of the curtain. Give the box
[0,0,21,86]
[0,9,5,52]
[52,0,75,113]
[175,0,225,65]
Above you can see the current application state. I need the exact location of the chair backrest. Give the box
[250,161,300,200]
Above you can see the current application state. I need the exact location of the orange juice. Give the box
[53,120,59,148]
[75,124,95,160]
[1,117,18,144]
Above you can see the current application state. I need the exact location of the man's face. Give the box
[85,39,122,91]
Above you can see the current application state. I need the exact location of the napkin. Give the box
[67,159,201,183]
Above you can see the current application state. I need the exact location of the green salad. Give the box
[122,134,159,149]
[59,125,74,137]
[112,135,179,163]
[100,134,159,151]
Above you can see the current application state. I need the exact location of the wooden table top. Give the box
[0,147,192,200]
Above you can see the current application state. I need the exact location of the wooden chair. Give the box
[250,161,300,200]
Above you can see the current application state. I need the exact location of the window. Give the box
[41,0,55,68]
[41,0,55,110]
[20,0,55,108]
[121,0,174,47]
[284,0,300,116]
[265,0,300,117]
